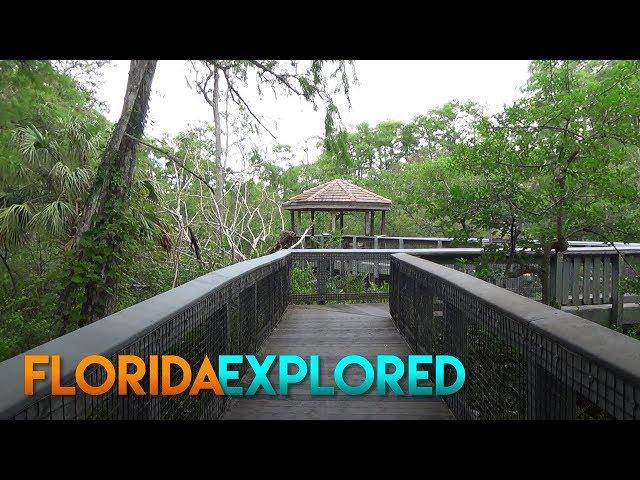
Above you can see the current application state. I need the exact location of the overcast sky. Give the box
[96,60,531,166]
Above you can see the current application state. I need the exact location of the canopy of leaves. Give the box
[3,59,640,360]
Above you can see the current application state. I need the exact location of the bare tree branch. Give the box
[123,133,217,197]
[247,60,303,95]
[219,67,277,140]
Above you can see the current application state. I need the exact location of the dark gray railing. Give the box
[292,246,640,326]
[0,250,291,420]
[289,248,487,304]
[552,248,640,326]
[292,248,541,303]
[1,247,639,420]
[296,234,640,250]
[389,253,640,420]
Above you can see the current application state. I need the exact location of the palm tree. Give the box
[0,116,166,294]
[0,119,97,289]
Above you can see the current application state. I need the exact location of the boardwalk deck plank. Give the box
[222,304,454,420]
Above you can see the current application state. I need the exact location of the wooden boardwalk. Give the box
[222,303,454,420]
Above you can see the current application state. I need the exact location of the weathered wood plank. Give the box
[592,256,602,305]
[572,256,582,305]
[612,255,624,327]
[583,256,593,305]
[222,304,454,420]
[562,258,571,305]
[603,256,612,303]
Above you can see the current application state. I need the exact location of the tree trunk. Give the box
[73,61,156,245]
[212,67,226,233]
[187,225,202,262]
[553,159,570,252]
[540,245,552,305]
[0,249,17,292]
[57,60,157,332]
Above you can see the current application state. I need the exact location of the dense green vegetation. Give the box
[1,60,640,360]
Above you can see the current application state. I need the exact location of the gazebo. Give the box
[282,179,392,236]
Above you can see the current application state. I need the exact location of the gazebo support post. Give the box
[310,211,315,237]
[331,212,337,233]
[290,210,296,234]
[339,211,344,233]
[370,211,375,236]
[381,210,386,235]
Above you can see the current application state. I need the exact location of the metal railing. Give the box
[290,247,640,323]
[1,247,639,420]
[296,234,640,250]
[390,253,640,420]
[289,248,486,304]
[0,250,291,420]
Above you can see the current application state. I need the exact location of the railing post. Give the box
[389,257,397,321]
[399,238,404,249]
[373,237,379,280]
[611,254,624,327]
[352,236,357,249]
[317,258,329,305]
[550,251,563,306]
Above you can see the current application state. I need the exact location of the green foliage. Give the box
[0,61,170,357]
[0,243,59,360]
[0,309,50,361]
[4,59,640,360]
[290,267,316,295]
[289,266,389,303]
[62,187,142,327]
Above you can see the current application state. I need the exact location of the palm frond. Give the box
[29,200,74,237]
[137,178,161,203]
[49,162,92,197]
[131,209,162,240]
[0,191,10,208]
[0,203,34,245]
[59,117,99,164]
[11,124,56,165]
[12,163,31,182]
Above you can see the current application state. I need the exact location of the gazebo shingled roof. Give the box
[282,179,392,236]
[282,179,392,211]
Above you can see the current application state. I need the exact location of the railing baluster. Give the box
[552,252,563,306]
[612,254,624,327]
[592,256,602,305]
[562,257,571,306]
[373,237,379,280]
[603,256,612,303]
[572,256,582,305]
[316,258,329,305]
[583,256,593,305]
